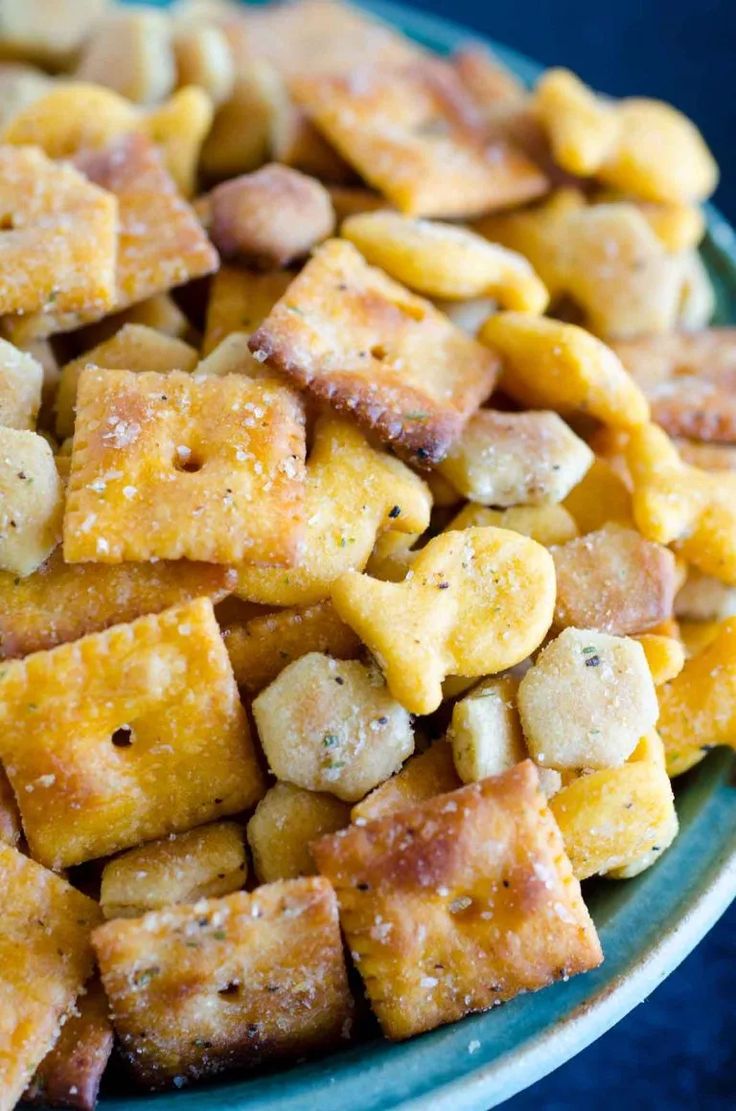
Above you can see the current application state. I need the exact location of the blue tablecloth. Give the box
[411,2,736,1105]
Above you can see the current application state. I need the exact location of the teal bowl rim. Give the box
[106,3,736,1109]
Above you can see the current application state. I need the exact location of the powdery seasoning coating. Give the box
[0,145,117,317]
[292,58,548,219]
[332,527,556,715]
[63,369,306,565]
[551,524,677,636]
[92,878,354,1088]
[247,782,351,883]
[22,980,113,1111]
[439,408,593,507]
[249,239,499,466]
[314,762,602,1040]
[0,598,265,869]
[518,627,660,770]
[100,822,248,920]
[234,417,431,605]
[614,328,736,443]
[0,551,235,659]
[0,844,101,1111]
[253,653,414,802]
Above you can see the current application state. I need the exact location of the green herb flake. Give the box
[323,733,339,749]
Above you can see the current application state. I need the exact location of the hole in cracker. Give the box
[111,725,134,748]
[218,981,241,999]
[173,447,203,473]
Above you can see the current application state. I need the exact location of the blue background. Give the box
[408,2,736,1106]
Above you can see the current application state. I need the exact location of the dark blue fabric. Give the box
[409,3,736,1105]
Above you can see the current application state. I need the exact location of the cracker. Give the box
[613,329,736,443]
[0,337,42,430]
[555,204,686,341]
[438,408,593,506]
[234,417,430,605]
[100,822,247,920]
[657,618,736,775]
[331,527,556,715]
[70,293,190,355]
[223,600,360,692]
[314,762,602,1040]
[365,531,421,582]
[56,323,199,440]
[0,63,52,132]
[534,68,619,177]
[253,653,414,802]
[247,783,350,883]
[143,85,215,197]
[675,570,736,623]
[196,333,279,380]
[552,524,677,635]
[636,633,685,686]
[0,428,63,577]
[270,99,356,184]
[200,64,283,181]
[210,163,335,268]
[0,766,21,846]
[292,59,548,219]
[627,423,736,585]
[173,18,235,106]
[452,44,525,105]
[23,980,113,1111]
[203,265,292,355]
[518,627,659,770]
[449,676,526,783]
[226,0,419,81]
[562,457,633,534]
[63,368,306,565]
[5,134,218,343]
[0,0,106,67]
[0,548,235,659]
[481,312,650,430]
[0,598,265,869]
[76,9,176,105]
[597,97,718,205]
[341,211,548,311]
[675,440,736,472]
[249,239,499,465]
[550,756,677,880]
[2,83,139,160]
[92,877,354,1088]
[0,844,100,1110]
[0,145,117,318]
[78,134,218,311]
[447,503,579,546]
[351,740,461,824]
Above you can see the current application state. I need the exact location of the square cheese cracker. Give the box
[292,58,548,219]
[92,877,353,1088]
[249,239,498,465]
[64,368,306,565]
[0,597,264,869]
[314,761,602,1039]
[0,844,100,1110]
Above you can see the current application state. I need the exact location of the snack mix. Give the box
[0,0,730,1104]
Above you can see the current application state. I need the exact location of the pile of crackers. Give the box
[0,0,733,1105]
